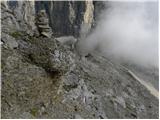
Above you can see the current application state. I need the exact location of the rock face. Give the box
[1,32,18,49]
[35,1,95,37]
[93,1,107,24]
[2,1,106,37]
[1,1,159,119]
[1,1,37,36]
[1,1,20,33]
[36,10,53,38]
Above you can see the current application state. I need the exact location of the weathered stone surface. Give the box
[36,10,53,38]
[41,31,52,38]
[1,1,106,37]
[1,1,37,36]
[1,2,20,33]
[38,25,50,29]
[35,1,94,37]
[1,32,18,49]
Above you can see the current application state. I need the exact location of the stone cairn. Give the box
[36,10,52,38]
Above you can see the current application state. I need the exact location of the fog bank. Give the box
[81,1,158,68]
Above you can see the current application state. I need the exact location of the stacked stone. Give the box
[36,10,52,38]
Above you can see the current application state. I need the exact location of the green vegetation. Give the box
[30,108,39,117]
[10,31,22,38]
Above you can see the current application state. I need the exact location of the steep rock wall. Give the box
[2,1,105,37]
[1,1,36,35]
[35,1,95,37]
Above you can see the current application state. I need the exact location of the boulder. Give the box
[1,32,18,49]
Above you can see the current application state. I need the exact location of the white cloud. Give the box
[80,1,158,68]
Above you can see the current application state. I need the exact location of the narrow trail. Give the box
[91,53,159,99]
[127,69,159,99]
[113,59,159,99]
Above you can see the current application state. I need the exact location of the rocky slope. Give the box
[1,1,159,119]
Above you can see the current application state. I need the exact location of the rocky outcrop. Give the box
[2,1,106,37]
[1,32,18,49]
[36,10,53,38]
[83,1,94,29]
[35,1,94,37]
[1,31,159,118]
[1,1,20,33]
[13,1,36,31]
[1,1,37,35]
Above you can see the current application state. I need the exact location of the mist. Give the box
[80,1,158,68]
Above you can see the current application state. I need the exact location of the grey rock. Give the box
[36,9,53,38]
[1,33,18,49]
[1,5,20,32]
[38,25,50,29]
[41,31,52,38]
[41,29,52,33]
[114,96,126,108]
[35,1,94,37]
[13,1,36,30]
[36,21,49,25]
[62,73,79,86]
[1,1,37,36]
[37,17,49,23]
[74,114,82,119]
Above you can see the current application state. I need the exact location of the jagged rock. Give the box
[62,73,79,86]
[13,1,35,26]
[1,1,37,36]
[35,1,94,37]
[1,3,20,32]
[41,31,52,38]
[1,32,18,49]
[114,96,126,108]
